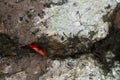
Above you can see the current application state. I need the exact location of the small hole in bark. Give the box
[19,17,23,21]
[4,2,7,5]
[44,3,51,8]
[27,14,32,19]
[61,36,64,40]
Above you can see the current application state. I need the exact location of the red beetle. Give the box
[29,44,46,56]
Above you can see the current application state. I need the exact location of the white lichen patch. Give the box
[39,54,120,80]
[116,0,120,3]
[5,71,27,80]
[41,0,117,41]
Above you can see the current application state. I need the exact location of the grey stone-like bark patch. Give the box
[39,54,120,80]
[38,0,117,42]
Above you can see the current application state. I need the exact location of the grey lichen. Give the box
[38,0,117,42]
